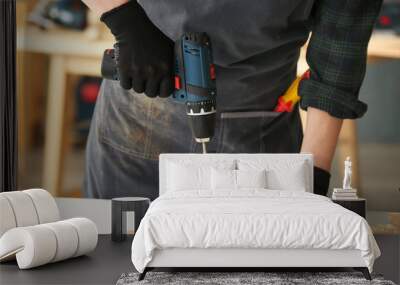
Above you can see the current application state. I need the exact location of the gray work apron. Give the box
[84,0,315,199]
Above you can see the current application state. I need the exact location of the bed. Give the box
[131,154,380,280]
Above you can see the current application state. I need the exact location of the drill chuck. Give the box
[186,99,216,143]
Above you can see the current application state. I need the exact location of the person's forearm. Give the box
[82,0,128,16]
[301,107,343,171]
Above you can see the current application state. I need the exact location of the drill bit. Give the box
[202,142,207,154]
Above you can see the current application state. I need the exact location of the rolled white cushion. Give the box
[23,189,60,224]
[0,226,57,269]
[64,218,98,257]
[236,169,267,189]
[0,196,17,237]
[0,218,98,269]
[42,221,79,262]
[0,192,39,227]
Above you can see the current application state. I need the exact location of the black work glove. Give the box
[313,166,331,196]
[101,1,174,98]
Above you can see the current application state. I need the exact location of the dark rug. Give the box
[117,272,396,285]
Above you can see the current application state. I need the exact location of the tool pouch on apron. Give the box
[216,109,303,154]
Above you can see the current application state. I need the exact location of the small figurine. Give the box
[333,156,357,199]
[343,156,352,190]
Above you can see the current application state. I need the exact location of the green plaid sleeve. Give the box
[299,0,382,119]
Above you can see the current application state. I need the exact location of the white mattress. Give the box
[131,190,380,273]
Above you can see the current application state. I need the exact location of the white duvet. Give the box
[131,190,380,273]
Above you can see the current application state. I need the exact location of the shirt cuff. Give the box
[299,78,368,119]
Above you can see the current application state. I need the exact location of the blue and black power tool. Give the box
[101,32,217,153]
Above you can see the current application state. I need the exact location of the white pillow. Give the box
[236,169,267,189]
[238,159,310,192]
[266,163,307,191]
[166,159,236,192]
[166,158,236,170]
[211,168,236,190]
[167,163,211,191]
[211,169,267,190]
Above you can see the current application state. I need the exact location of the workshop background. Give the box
[16,0,399,216]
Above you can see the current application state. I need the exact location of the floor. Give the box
[1,235,398,285]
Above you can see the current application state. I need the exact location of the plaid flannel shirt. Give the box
[299,0,383,119]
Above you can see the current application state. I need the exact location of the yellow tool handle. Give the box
[274,70,310,112]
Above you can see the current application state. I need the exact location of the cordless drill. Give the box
[101,32,217,153]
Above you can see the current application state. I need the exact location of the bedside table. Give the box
[332,198,366,218]
[111,197,150,242]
